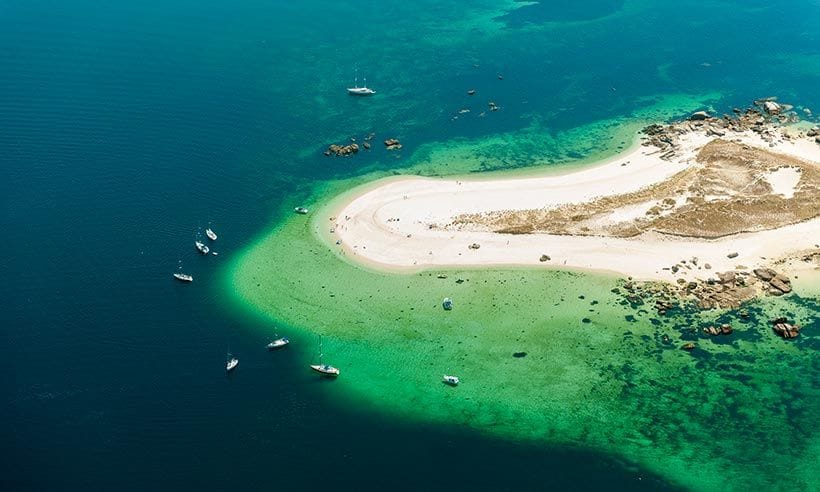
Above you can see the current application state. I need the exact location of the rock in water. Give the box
[769,275,792,294]
[689,111,710,120]
[763,101,782,114]
[772,318,801,339]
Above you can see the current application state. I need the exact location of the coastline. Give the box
[324,121,820,286]
[226,107,819,492]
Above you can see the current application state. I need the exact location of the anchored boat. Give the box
[173,272,193,282]
[267,336,290,350]
[310,335,339,376]
[443,375,460,386]
[226,354,239,372]
[347,69,376,96]
[195,241,210,255]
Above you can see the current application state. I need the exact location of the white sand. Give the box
[764,167,801,198]
[328,131,819,281]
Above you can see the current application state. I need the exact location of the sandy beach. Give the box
[327,126,820,283]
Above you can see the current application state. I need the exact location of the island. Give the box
[327,102,820,307]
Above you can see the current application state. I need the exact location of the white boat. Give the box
[195,241,210,255]
[173,272,193,282]
[347,70,376,96]
[205,228,217,241]
[442,297,453,310]
[267,336,290,350]
[294,207,309,214]
[226,355,239,372]
[443,375,460,386]
[310,336,339,376]
[347,86,376,96]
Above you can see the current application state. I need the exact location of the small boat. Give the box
[205,228,217,241]
[226,355,239,372]
[173,272,193,282]
[310,336,339,376]
[442,297,453,310]
[347,69,376,96]
[467,89,476,95]
[267,336,290,350]
[294,207,309,215]
[195,241,210,255]
[443,375,460,386]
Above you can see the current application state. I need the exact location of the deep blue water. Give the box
[1,1,818,490]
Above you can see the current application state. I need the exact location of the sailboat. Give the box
[226,352,239,372]
[310,335,340,376]
[347,69,376,96]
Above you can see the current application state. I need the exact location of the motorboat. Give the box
[205,228,217,241]
[443,375,460,386]
[294,207,309,214]
[195,241,210,255]
[226,356,239,372]
[267,337,290,350]
[442,297,453,310]
[173,272,193,282]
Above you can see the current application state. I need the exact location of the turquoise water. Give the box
[2,1,818,490]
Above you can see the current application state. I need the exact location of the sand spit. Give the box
[327,104,820,302]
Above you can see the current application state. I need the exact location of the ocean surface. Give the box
[2,1,818,490]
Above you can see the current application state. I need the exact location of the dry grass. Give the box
[452,139,820,238]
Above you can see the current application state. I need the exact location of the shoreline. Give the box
[323,115,820,288]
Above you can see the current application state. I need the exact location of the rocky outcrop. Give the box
[324,143,359,157]
[384,138,402,150]
[771,317,801,339]
[640,99,804,158]
[703,323,733,336]
[768,274,792,295]
[616,263,799,312]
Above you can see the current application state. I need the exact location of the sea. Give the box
[1,1,818,490]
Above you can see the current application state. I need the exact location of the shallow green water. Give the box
[226,102,819,490]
